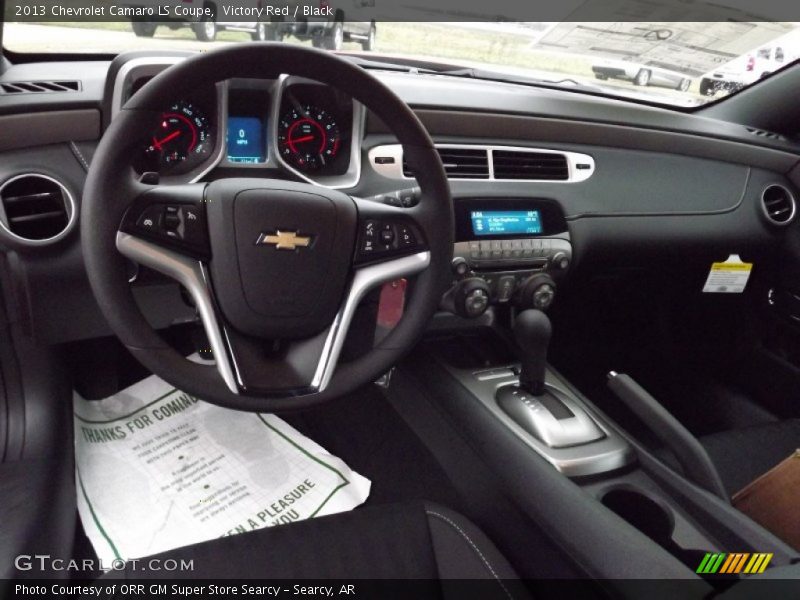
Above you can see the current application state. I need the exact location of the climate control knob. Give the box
[517,274,556,311]
[453,277,491,318]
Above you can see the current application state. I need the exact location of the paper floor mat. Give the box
[74,369,371,563]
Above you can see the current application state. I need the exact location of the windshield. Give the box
[4,15,800,107]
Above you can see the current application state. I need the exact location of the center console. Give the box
[443,198,571,318]
[438,307,634,477]
[410,319,797,586]
[436,198,630,476]
[391,194,797,586]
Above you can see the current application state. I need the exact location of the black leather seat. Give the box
[105,502,528,598]
[699,419,800,496]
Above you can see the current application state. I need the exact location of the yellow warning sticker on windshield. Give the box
[703,254,752,293]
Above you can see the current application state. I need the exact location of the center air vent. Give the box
[404,147,489,179]
[0,80,80,95]
[0,174,75,243]
[492,149,569,180]
[370,144,594,182]
[761,185,796,226]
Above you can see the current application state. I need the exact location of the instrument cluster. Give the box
[138,99,214,174]
[133,78,354,182]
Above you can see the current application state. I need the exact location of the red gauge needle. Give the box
[152,130,181,151]
[290,135,315,144]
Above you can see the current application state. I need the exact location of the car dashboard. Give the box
[1,51,799,345]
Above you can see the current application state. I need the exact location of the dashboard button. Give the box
[125,199,210,259]
[136,205,163,232]
[361,220,378,254]
[380,224,395,247]
[180,206,206,247]
[497,275,516,302]
[398,224,416,247]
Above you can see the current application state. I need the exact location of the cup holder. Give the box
[601,487,675,545]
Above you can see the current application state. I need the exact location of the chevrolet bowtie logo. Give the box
[257,230,313,251]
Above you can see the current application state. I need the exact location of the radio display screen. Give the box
[470,210,543,236]
[227,116,266,164]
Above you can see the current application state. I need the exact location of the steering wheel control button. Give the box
[356,216,423,263]
[361,220,378,254]
[398,224,417,247]
[380,224,395,246]
[122,192,210,259]
[163,206,181,233]
[136,205,163,232]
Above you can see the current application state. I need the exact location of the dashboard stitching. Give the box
[69,141,90,172]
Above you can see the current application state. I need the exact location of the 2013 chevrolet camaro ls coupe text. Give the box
[1,1,800,598]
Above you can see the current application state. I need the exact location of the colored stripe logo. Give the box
[696,552,773,574]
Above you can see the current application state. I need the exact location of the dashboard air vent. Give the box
[492,150,569,180]
[761,184,796,226]
[404,147,489,179]
[745,127,785,142]
[0,80,81,95]
[0,174,74,242]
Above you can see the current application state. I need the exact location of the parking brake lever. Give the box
[607,372,729,502]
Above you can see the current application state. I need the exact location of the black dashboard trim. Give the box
[564,169,752,220]
[0,109,99,152]
[369,109,800,175]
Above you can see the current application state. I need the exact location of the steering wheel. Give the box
[82,44,452,412]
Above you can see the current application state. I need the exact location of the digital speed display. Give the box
[471,210,543,236]
[227,116,265,164]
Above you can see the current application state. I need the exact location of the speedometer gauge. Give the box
[277,105,341,171]
[144,101,212,171]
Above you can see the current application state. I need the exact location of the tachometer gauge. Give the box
[144,101,212,171]
[277,105,341,171]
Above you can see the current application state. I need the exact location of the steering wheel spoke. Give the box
[119,183,210,260]
[221,246,430,397]
[115,231,239,394]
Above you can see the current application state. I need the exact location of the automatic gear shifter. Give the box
[514,309,552,395]
[496,308,605,448]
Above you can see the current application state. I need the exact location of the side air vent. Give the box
[761,184,796,226]
[0,80,81,95]
[746,127,785,142]
[0,174,75,243]
[404,147,490,179]
[492,149,569,180]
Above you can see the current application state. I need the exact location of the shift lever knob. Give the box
[514,309,552,395]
